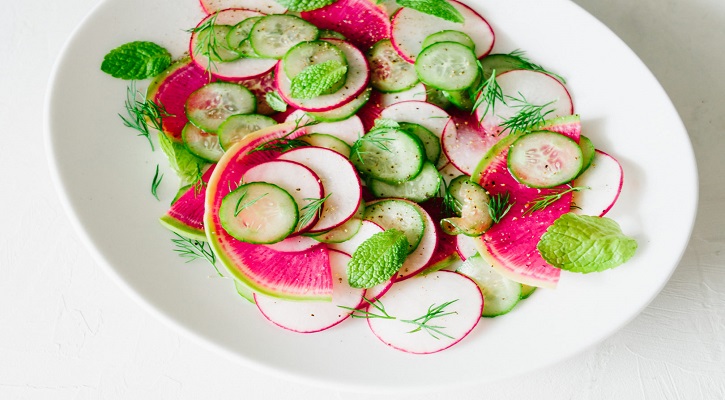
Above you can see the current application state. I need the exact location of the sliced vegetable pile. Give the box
[102,0,637,354]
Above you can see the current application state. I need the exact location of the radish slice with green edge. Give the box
[474,70,574,137]
[379,82,427,108]
[456,253,522,318]
[379,100,453,169]
[443,108,499,175]
[300,0,391,51]
[285,110,363,146]
[242,160,324,233]
[390,0,494,63]
[571,150,624,217]
[276,39,370,112]
[254,250,365,333]
[278,147,363,233]
[159,165,215,241]
[189,9,277,80]
[367,270,483,354]
[200,0,287,14]
[456,234,479,261]
[264,235,321,252]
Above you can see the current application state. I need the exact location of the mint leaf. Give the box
[265,91,288,112]
[275,0,337,11]
[101,41,172,80]
[396,0,464,23]
[289,60,348,100]
[158,132,208,185]
[537,213,638,273]
[347,229,409,288]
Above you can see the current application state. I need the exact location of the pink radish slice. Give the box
[276,39,370,112]
[571,150,624,217]
[474,70,574,137]
[418,198,459,272]
[235,70,278,115]
[367,270,483,354]
[456,234,479,261]
[199,0,287,14]
[278,147,362,233]
[254,250,365,333]
[379,82,427,107]
[160,164,216,241]
[390,0,494,63]
[379,100,453,168]
[285,110,364,146]
[242,159,324,233]
[264,235,320,252]
[443,108,500,175]
[190,10,277,80]
[300,0,391,51]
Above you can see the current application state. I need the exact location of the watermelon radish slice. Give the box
[205,123,336,300]
[242,160,324,233]
[367,270,483,354]
[254,250,365,333]
[199,0,287,14]
[146,58,211,141]
[190,10,278,80]
[276,39,370,112]
[390,0,494,63]
[278,147,363,233]
[571,150,624,217]
[474,70,574,137]
[160,164,216,241]
[442,107,500,175]
[534,114,582,142]
[285,110,364,146]
[264,235,321,252]
[300,0,391,51]
[471,134,572,289]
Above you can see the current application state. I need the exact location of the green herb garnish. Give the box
[289,60,348,99]
[158,132,208,186]
[507,50,566,83]
[347,229,409,288]
[487,191,514,223]
[250,116,317,153]
[472,69,505,120]
[101,41,171,80]
[341,297,396,319]
[401,299,458,340]
[396,0,464,23]
[171,233,222,276]
[524,186,589,216]
[350,128,396,164]
[151,164,163,200]
[274,0,337,12]
[499,94,555,135]
[265,91,288,112]
[187,13,223,75]
[233,190,268,217]
[120,82,170,150]
[297,193,332,230]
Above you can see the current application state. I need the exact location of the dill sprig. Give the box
[401,299,459,340]
[439,179,462,216]
[499,94,555,135]
[249,116,317,154]
[507,49,566,84]
[473,68,505,119]
[119,82,170,150]
[350,128,395,164]
[487,191,514,223]
[340,297,395,319]
[523,186,590,216]
[151,164,163,201]
[298,193,332,230]
[233,190,268,217]
[186,13,222,75]
[191,165,206,197]
[171,233,222,276]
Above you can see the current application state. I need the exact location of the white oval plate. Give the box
[45,0,697,391]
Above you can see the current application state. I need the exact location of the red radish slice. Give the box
[456,234,479,261]
[357,91,385,131]
[159,165,215,241]
[367,271,483,354]
[200,0,287,14]
[254,250,365,333]
[276,39,370,112]
[300,0,391,51]
[264,235,320,252]
[190,10,277,80]
[390,0,494,63]
[418,198,459,272]
[474,70,574,137]
[364,279,394,303]
[205,123,336,300]
[278,147,362,233]
[379,82,427,107]
[235,70,278,115]
[242,160,324,233]
[571,150,624,217]
[285,110,364,146]
[147,59,211,141]
[443,108,500,175]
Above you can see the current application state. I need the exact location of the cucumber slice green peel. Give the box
[249,15,320,59]
[364,199,426,254]
[350,127,425,184]
[415,41,479,91]
[440,176,492,236]
[185,82,257,133]
[284,41,348,95]
[507,130,584,188]
[457,253,522,317]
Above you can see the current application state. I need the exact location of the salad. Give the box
[101,0,638,354]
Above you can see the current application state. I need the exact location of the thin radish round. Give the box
[278,147,362,233]
[443,108,500,175]
[189,10,278,79]
[254,250,365,333]
[390,0,494,63]
[200,0,287,14]
[439,162,465,184]
[456,234,479,261]
[264,235,321,252]
[285,110,363,145]
[379,82,427,107]
[571,150,624,217]
[242,160,324,233]
[276,39,370,112]
[367,270,483,354]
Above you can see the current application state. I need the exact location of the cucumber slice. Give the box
[422,30,475,51]
[369,161,441,202]
[351,128,425,184]
[219,182,298,244]
[443,64,482,112]
[249,15,319,59]
[218,114,277,151]
[508,130,584,188]
[425,85,452,110]
[520,284,537,299]
[185,82,257,133]
[577,135,596,177]
[181,123,224,162]
[283,41,348,94]
[364,199,425,253]
[306,87,371,122]
[367,39,419,93]
[318,29,346,40]
[298,133,352,158]
[441,176,492,236]
[227,17,261,50]
[415,42,478,91]
[479,54,523,80]
[196,24,241,62]
[457,253,522,317]
[398,122,440,164]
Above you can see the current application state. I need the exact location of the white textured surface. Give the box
[2,0,723,398]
